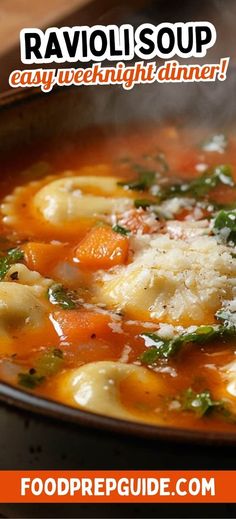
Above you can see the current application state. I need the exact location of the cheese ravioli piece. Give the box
[96,223,236,325]
[0,283,46,335]
[33,173,133,224]
[0,264,52,344]
[53,361,163,422]
[4,263,52,295]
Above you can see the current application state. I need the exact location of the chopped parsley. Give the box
[0,247,24,280]
[18,348,64,390]
[118,163,234,203]
[139,334,183,363]
[168,387,236,423]
[118,169,156,191]
[112,224,130,235]
[36,348,64,376]
[47,283,76,310]
[181,388,225,417]
[140,323,236,365]
[134,199,152,209]
[160,164,234,200]
[18,371,45,389]
[139,346,162,365]
[7,248,24,262]
[213,209,236,245]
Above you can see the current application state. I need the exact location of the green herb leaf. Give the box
[118,169,156,191]
[0,248,24,280]
[139,334,183,362]
[140,323,236,365]
[134,199,153,209]
[139,346,163,364]
[48,283,76,310]
[160,165,234,200]
[182,388,221,417]
[0,257,11,279]
[180,325,220,344]
[119,163,234,199]
[213,209,236,245]
[36,348,64,376]
[18,348,64,390]
[177,387,236,422]
[7,248,24,262]
[18,371,45,389]
[112,224,130,235]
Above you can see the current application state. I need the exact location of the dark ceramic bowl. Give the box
[0,82,235,519]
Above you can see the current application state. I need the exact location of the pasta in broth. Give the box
[1,124,236,432]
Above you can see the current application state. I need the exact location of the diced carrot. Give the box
[23,242,66,275]
[74,226,129,269]
[52,310,111,343]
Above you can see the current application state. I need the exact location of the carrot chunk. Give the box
[52,310,111,342]
[24,242,66,274]
[74,226,129,269]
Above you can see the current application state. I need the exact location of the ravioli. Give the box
[96,222,236,325]
[0,283,46,335]
[53,361,164,422]
[1,167,132,226]
[34,175,133,224]
[4,263,52,295]
[0,264,52,350]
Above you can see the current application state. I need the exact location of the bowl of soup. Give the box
[0,77,236,444]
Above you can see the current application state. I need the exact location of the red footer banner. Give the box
[0,471,235,503]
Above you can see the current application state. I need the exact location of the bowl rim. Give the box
[0,85,236,445]
[0,85,60,109]
[1,379,236,445]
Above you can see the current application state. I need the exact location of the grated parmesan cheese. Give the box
[157,197,195,219]
[119,344,132,363]
[108,320,124,334]
[95,220,236,325]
